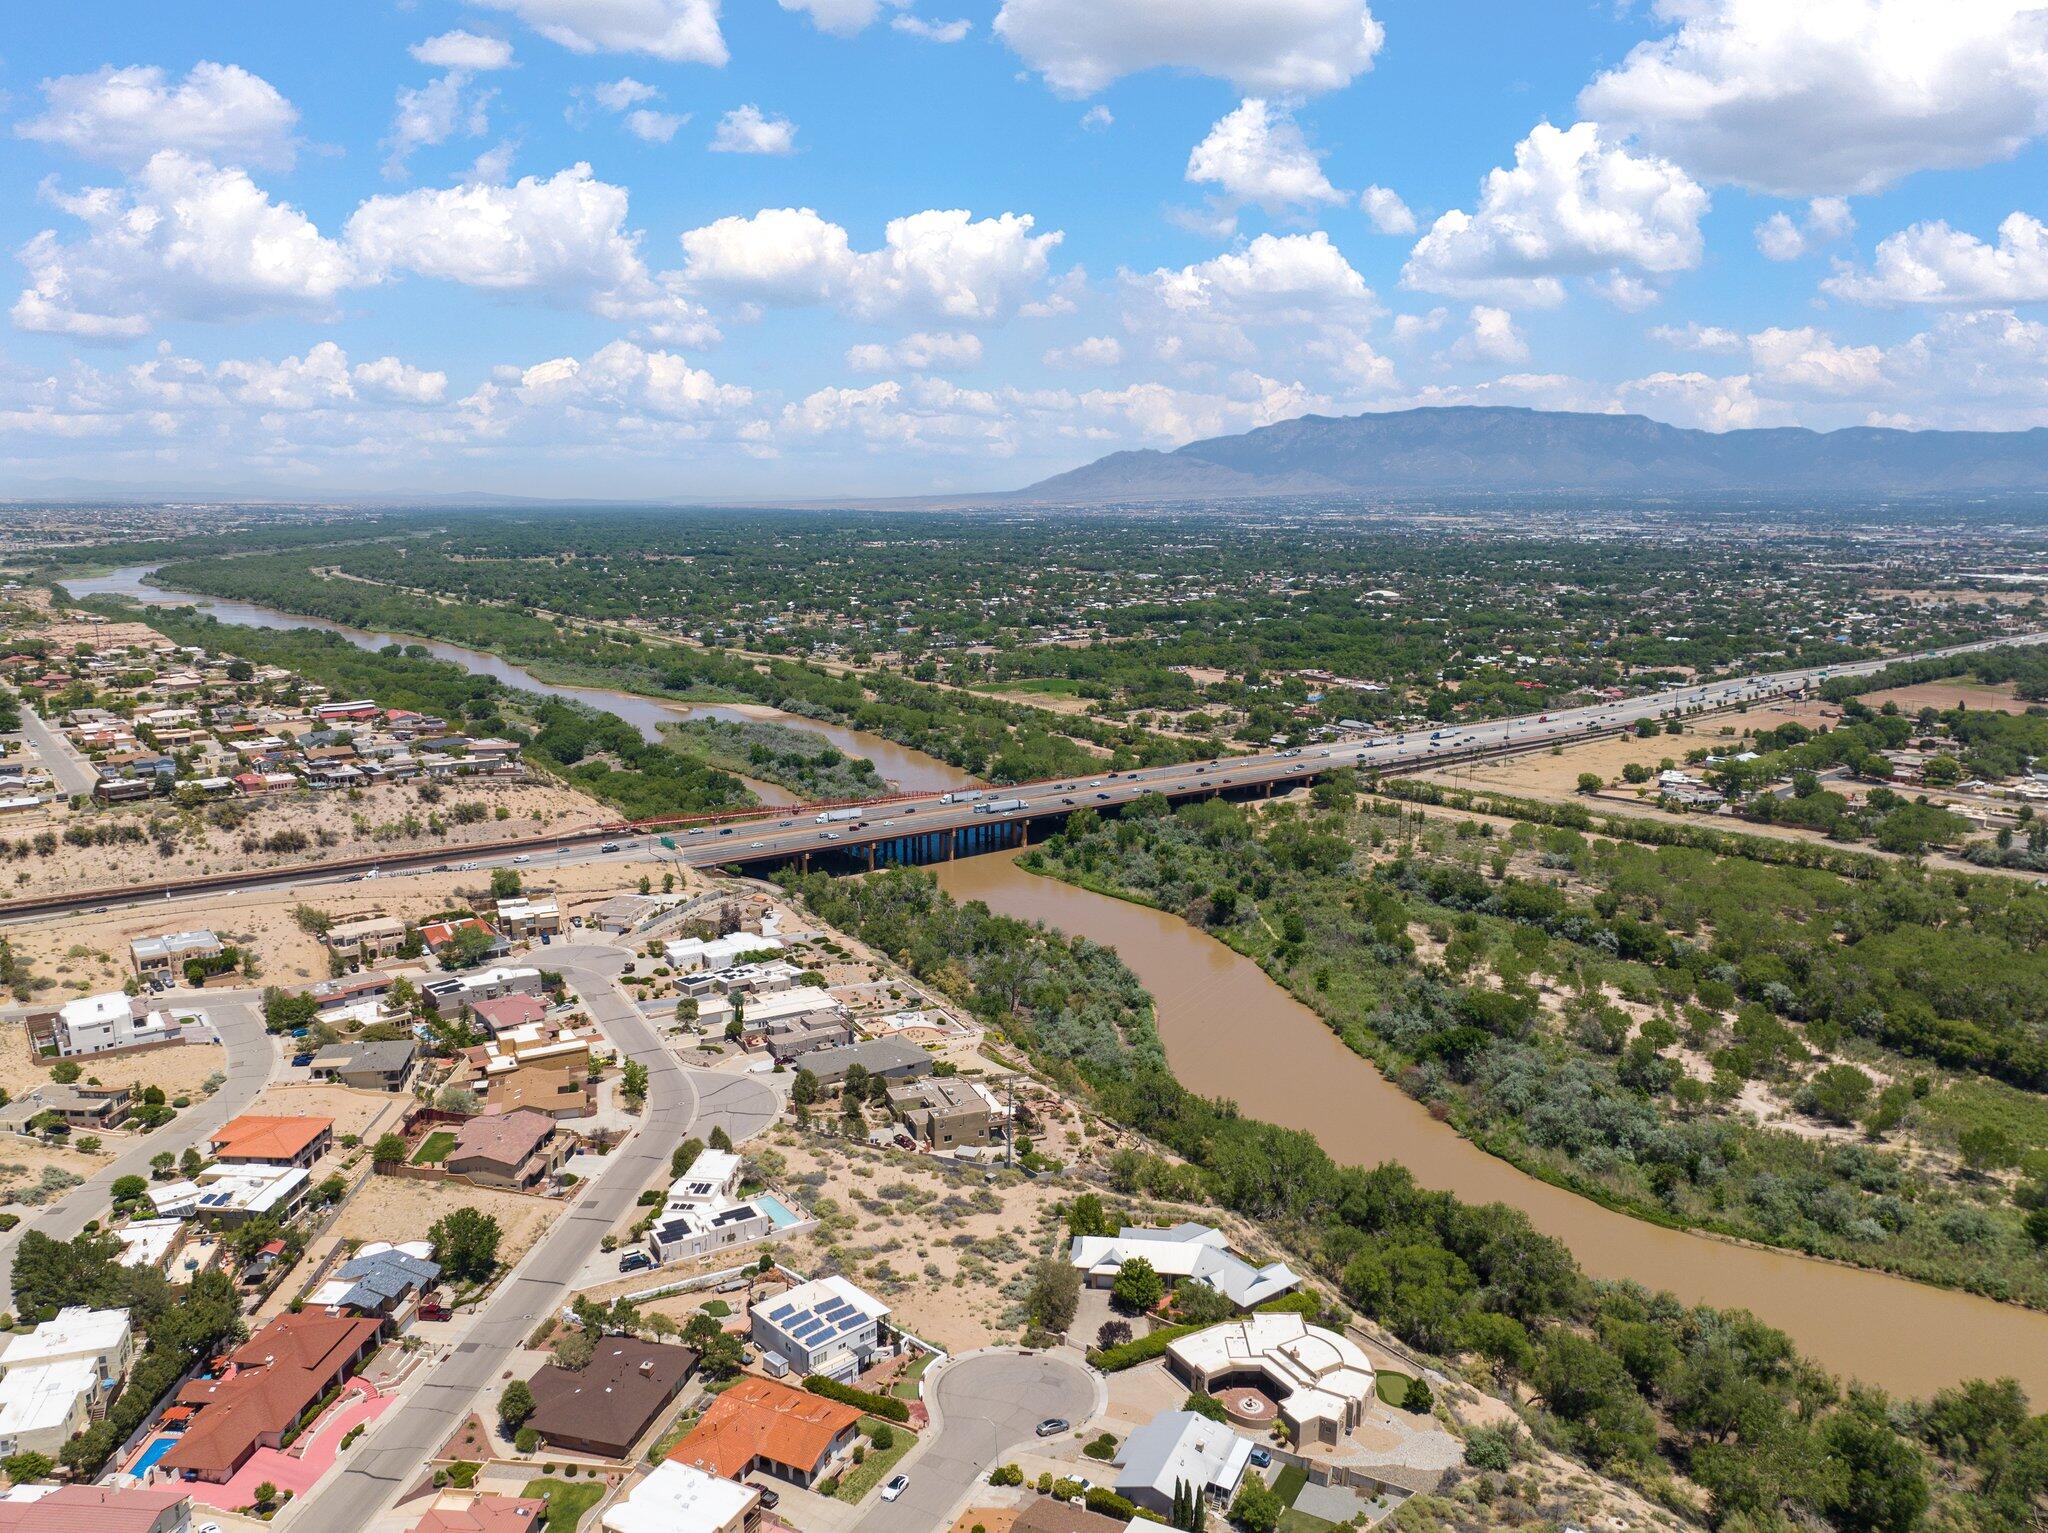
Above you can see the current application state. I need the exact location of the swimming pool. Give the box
[131,1435,177,1475]
[755,1193,800,1229]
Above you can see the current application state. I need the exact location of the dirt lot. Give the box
[329,1174,556,1269]
[244,1082,407,1151]
[0,1033,227,1104]
[1434,697,1839,799]
[6,776,611,902]
[0,1138,112,1209]
[1862,679,2034,715]
[2,853,703,993]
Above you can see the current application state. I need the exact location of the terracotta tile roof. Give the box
[449,1108,555,1172]
[0,1485,190,1532]
[163,1311,382,1478]
[409,1494,547,1533]
[421,917,497,950]
[208,1114,332,1162]
[667,1375,862,1479]
[471,994,546,1032]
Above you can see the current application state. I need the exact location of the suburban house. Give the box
[49,991,196,1057]
[0,1308,134,1461]
[444,1109,563,1191]
[1008,1497,1131,1533]
[422,966,544,1018]
[0,1081,135,1134]
[150,1165,308,1226]
[889,1076,996,1150]
[162,1310,384,1482]
[525,1338,697,1459]
[469,994,547,1035]
[305,1242,442,1317]
[1069,1223,1299,1310]
[1164,1314,1376,1447]
[407,1493,546,1533]
[128,929,222,981]
[665,1376,862,1489]
[1112,1410,1254,1518]
[309,1039,418,1092]
[493,898,561,938]
[0,1485,193,1533]
[749,1275,888,1383]
[484,1061,592,1120]
[208,1114,334,1169]
[799,1038,933,1092]
[419,917,505,958]
[646,1148,790,1266]
[326,916,408,963]
[662,933,783,973]
[0,1306,134,1382]
[114,1218,185,1272]
[600,1460,760,1533]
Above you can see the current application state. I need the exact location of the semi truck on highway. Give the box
[815,807,861,823]
[939,789,986,804]
[973,798,1025,814]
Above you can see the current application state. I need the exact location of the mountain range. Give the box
[1008,407,2048,502]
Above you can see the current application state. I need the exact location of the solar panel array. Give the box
[766,1292,870,1353]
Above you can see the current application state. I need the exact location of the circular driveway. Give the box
[855,1349,1100,1533]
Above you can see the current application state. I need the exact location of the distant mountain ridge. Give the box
[1009,406,2048,501]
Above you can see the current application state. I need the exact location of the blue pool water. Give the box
[132,1435,176,1474]
[755,1193,800,1228]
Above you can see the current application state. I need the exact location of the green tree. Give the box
[621,1058,649,1106]
[1066,1192,1112,1238]
[372,1133,407,1167]
[1024,1256,1080,1334]
[48,1061,79,1085]
[1818,1398,1930,1533]
[490,867,523,900]
[791,1068,819,1109]
[1110,1256,1163,1315]
[252,1481,280,1510]
[1958,1125,2018,1174]
[1576,772,1603,794]
[1799,1064,1874,1127]
[2,1450,52,1484]
[1229,1475,1281,1533]
[497,1379,536,1431]
[429,1207,504,1283]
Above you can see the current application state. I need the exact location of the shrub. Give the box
[803,1375,909,1422]
[989,1464,1024,1487]
[1089,1323,1202,1371]
[1083,1432,1119,1460]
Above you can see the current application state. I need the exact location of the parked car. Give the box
[618,1250,653,1273]
[1248,1446,1272,1468]
[1035,1417,1068,1437]
[418,1301,453,1322]
[755,1489,779,1511]
[881,1476,910,1503]
[290,1052,314,1067]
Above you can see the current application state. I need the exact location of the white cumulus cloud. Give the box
[1579,0,2048,197]
[467,0,728,66]
[1823,212,2048,305]
[1360,185,1415,235]
[778,0,883,36]
[994,0,1383,97]
[679,206,1063,321]
[711,106,798,155]
[15,62,299,170]
[1043,335,1123,368]
[1186,99,1344,214]
[1450,305,1528,362]
[1401,121,1707,307]
[845,331,984,371]
[412,30,517,70]
[894,14,970,41]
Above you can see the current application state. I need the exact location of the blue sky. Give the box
[6,0,2048,498]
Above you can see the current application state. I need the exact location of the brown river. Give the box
[936,852,2048,1401]
[69,566,2048,1398]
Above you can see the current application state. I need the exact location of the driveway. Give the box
[854,1350,1100,1533]
[0,991,276,1297]
[288,942,775,1533]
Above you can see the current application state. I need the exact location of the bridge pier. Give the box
[944,827,955,861]
[864,842,875,871]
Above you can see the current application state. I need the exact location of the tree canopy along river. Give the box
[67,564,2048,1400]
[935,851,2048,1402]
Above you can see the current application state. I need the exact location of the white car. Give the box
[511,853,532,864]
[881,1475,910,1503]
[750,841,766,849]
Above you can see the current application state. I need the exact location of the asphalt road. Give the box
[18,707,96,798]
[855,1350,1100,1533]
[288,943,775,1533]
[0,991,275,1299]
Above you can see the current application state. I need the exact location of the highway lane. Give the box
[288,942,776,1533]
[0,991,277,1298]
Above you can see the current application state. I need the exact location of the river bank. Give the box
[935,850,2048,1401]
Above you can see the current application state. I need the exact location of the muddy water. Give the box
[62,567,976,795]
[935,851,2048,1401]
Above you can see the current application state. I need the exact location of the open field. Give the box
[245,1081,404,1147]
[1862,679,2034,714]
[0,1033,226,1104]
[331,1175,556,1270]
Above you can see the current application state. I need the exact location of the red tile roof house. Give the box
[161,1311,384,1482]
[420,917,499,952]
[444,1109,563,1191]
[0,1485,192,1533]
[469,994,547,1035]
[408,1493,547,1533]
[208,1115,334,1169]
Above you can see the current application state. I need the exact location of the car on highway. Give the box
[750,841,766,849]
[686,827,706,836]
[881,1476,910,1503]
[1036,1417,1069,1437]
[820,831,841,841]
[600,841,621,852]
[1094,792,1110,800]
[718,828,735,836]
[511,854,531,864]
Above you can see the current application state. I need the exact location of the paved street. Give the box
[854,1351,1100,1533]
[287,941,774,1533]
[18,707,96,798]
[0,991,275,1297]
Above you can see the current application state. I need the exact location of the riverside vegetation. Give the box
[782,864,2044,1533]
[1021,790,2048,1308]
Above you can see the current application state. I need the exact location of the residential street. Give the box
[0,991,276,1297]
[286,940,776,1532]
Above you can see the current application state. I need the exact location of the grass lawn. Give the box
[831,1417,918,1503]
[522,1478,606,1532]
[1277,1506,1342,1533]
[1271,1464,1307,1507]
[1375,1371,1414,1408]
[412,1130,457,1165]
[890,1352,934,1399]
